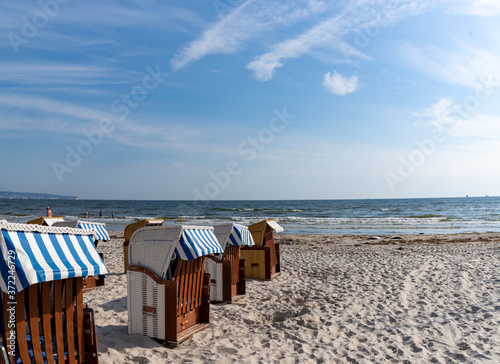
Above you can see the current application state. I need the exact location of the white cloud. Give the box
[416,97,500,139]
[322,71,358,95]
[0,93,242,155]
[247,15,341,81]
[415,97,458,129]
[453,0,500,16]
[400,43,500,89]
[171,0,330,71]
[247,0,435,81]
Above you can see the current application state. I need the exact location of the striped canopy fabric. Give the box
[228,225,255,247]
[174,228,223,261]
[0,222,108,294]
[78,222,110,241]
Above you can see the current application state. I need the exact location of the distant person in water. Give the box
[112,212,115,218]
[46,206,52,217]
[99,210,103,217]
[85,210,88,218]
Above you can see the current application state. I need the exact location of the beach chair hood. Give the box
[124,219,164,242]
[175,227,224,260]
[129,225,223,278]
[248,219,284,246]
[0,221,108,294]
[27,216,65,226]
[267,220,284,233]
[213,223,255,251]
[53,220,110,241]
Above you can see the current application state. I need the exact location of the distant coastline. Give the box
[0,191,78,200]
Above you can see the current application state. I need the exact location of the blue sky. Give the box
[1,0,500,200]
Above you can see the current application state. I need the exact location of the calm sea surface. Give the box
[1,197,500,235]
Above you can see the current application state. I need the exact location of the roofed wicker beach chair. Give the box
[240,219,284,280]
[0,221,107,364]
[52,221,110,292]
[123,219,163,273]
[205,223,254,303]
[127,225,223,346]
[26,217,64,226]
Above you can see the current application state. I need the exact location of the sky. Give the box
[1,0,500,200]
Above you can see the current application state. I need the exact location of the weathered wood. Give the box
[196,259,204,310]
[241,245,280,281]
[199,273,210,324]
[65,279,76,364]
[237,259,246,295]
[41,282,54,364]
[222,260,232,303]
[54,280,65,364]
[1,292,15,364]
[0,277,98,364]
[15,291,30,364]
[76,278,84,363]
[27,285,43,364]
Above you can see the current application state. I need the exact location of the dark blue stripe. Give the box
[229,233,239,246]
[179,235,196,260]
[33,232,62,281]
[61,234,90,277]
[0,231,27,293]
[17,232,47,283]
[74,235,101,275]
[48,233,77,278]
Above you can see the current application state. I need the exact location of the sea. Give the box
[1,197,500,236]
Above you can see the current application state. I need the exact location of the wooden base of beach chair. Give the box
[240,244,281,280]
[127,261,211,346]
[83,276,105,292]
[0,277,99,364]
[205,250,247,304]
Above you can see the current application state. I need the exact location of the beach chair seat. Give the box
[123,219,163,273]
[127,225,222,346]
[205,223,254,303]
[0,221,107,364]
[240,219,284,280]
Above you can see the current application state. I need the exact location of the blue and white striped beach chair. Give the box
[0,221,107,364]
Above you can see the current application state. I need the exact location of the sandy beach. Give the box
[84,232,500,363]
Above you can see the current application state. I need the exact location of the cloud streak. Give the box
[400,42,500,90]
[171,0,330,71]
[247,1,435,81]
[0,93,242,156]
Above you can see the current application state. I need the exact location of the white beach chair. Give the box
[123,219,164,273]
[127,225,223,346]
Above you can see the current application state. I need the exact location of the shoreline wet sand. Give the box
[85,232,500,363]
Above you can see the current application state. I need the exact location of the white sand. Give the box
[84,232,500,363]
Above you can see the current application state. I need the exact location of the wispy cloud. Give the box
[322,71,358,95]
[171,0,329,71]
[246,0,435,81]
[0,93,240,155]
[452,0,500,16]
[416,97,500,139]
[0,62,125,87]
[400,42,500,89]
